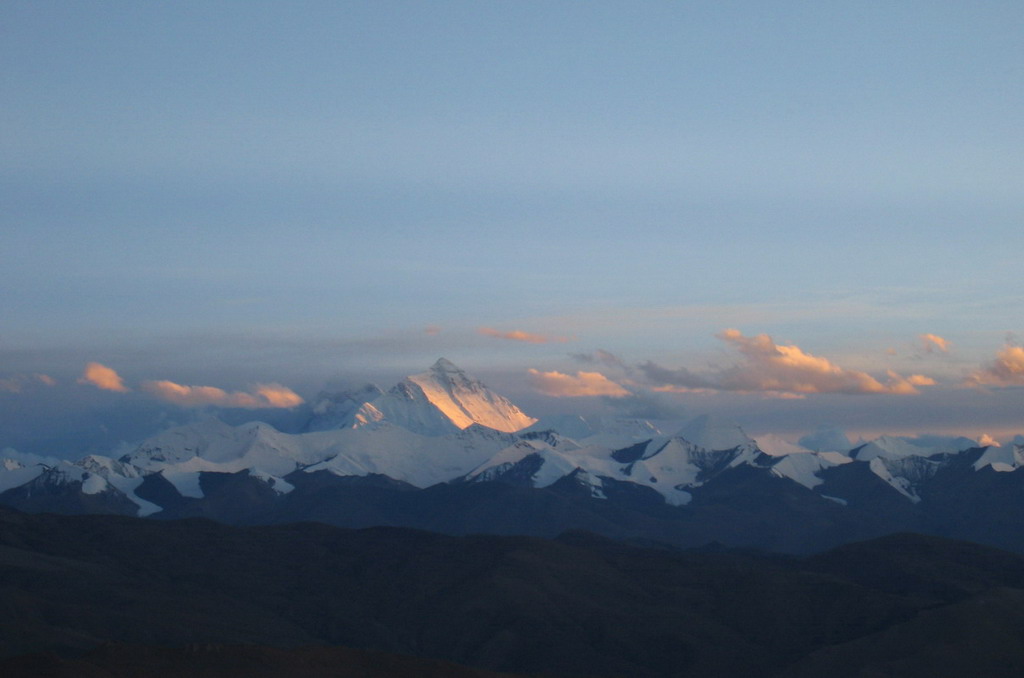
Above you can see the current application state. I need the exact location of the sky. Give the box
[2,1,1023,456]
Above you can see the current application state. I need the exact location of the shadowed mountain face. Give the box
[4,508,1024,677]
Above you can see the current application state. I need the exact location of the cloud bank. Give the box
[966,344,1024,387]
[527,369,629,397]
[72,361,303,409]
[551,331,937,400]
[708,329,933,395]
[141,381,304,409]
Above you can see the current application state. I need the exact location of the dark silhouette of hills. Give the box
[4,507,1024,677]
[0,643,529,678]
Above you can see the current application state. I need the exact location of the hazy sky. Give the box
[2,1,1022,455]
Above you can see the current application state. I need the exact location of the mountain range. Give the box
[3,358,1024,554]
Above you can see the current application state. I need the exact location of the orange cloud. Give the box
[714,329,930,395]
[78,362,130,392]
[527,369,629,397]
[920,333,950,353]
[479,327,570,344]
[966,344,1024,387]
[141,380,304,409]
[424,325,442,336]
[978,433,1001,448]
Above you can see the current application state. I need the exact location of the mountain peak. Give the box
[403,359,536,433]
[675,414,753,451]
[431,357,461,373]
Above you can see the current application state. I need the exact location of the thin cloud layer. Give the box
[141,380,304,409]
[637,361,716,390]
[570,350,627,369]
[78,362,130,392]
[527,369,629,397]
[966,344,1024,387]
[479,327,570,344]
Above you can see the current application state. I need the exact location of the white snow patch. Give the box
[161,470,204,498]
[755,434,812,457]
[770,452,851,489]
[856,435,978,461]
[973,443,1024,472]
[249,468,295,494]
[80,473,108,495]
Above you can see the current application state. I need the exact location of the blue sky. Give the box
[2,1,1022,454]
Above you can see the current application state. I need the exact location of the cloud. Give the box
[920,333,951,353]
[479,327,571,344]
[424,325,442,336]
[527,369,629,397]
[78,362,130,392]
[570,350,626,368]
[978,433,1001,448]
[633,330,934,397]
[141,380,304,409]
[966,344,1024,387]
[602,389,688,419]
[637,361,716,390]
[0,373,56,393]
[713,329,930,395]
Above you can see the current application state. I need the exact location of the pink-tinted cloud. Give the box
[920,333,951,353]
[141,380,304,409]
[424,325,442,336]
[527,369,629,397]
[78,362,130,392]
[966,344,1024,387]
[711,329,932,395]
[0,373,56,393]
[479,327,571,344]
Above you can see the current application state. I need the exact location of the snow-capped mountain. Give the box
[303,383,384,432]
[465,426,761,507]
[307,358,536,435]
[3,358,1024,555]
[522,415,664,448]
[674,414,754,452]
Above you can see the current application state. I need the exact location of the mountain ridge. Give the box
[2,359,1023,555]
